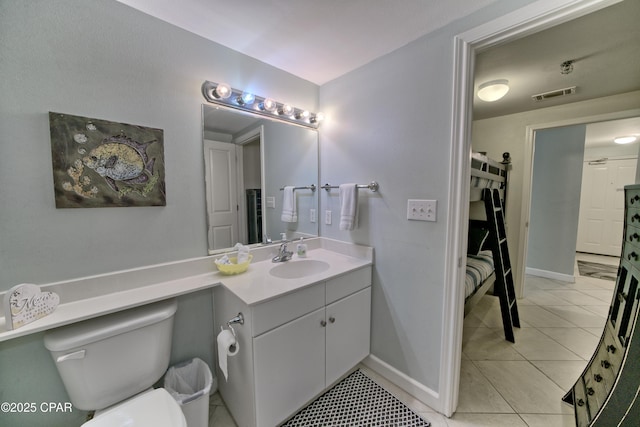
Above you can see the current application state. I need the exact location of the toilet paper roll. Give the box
[217,329,239,381]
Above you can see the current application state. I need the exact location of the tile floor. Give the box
[207,252,617,426]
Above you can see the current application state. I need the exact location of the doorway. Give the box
[442,0,625,417]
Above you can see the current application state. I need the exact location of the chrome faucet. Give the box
[272,241,293,263]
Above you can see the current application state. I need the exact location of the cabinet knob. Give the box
[594,374,603,382]
[630,233,640,242]
[632,195,640,204]
[577,398,585,407]
[320,320,327,327]
[607,344,617,354]
[601,360,611,369]
[329,316,336,323]
[628,252,639,261]
[633,213,640,223]
[587,387,595,396]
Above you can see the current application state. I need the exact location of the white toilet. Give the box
[44,299,186,427]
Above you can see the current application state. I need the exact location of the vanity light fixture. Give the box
[201,80,323,128]
[477,79,510,102]
[614,136,638,145]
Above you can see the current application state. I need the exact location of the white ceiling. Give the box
[115,0,498,85]
[118,0,640,149]
[473,0,640,120]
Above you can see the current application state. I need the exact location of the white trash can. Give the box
[164,358,213,427]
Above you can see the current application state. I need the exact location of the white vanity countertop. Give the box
[0,238,372,342]
[219,247,372,306]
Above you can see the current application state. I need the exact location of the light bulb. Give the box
[279,104,294,116]
[296,110,310,120]
[237,92,255,105]
[260,98,277,112]
[310,112,325,124]
[214,83,232,99]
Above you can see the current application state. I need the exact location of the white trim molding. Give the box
[362,355,440,410]
[525,267,575,283]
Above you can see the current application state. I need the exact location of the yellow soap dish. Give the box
[215,255,253,275]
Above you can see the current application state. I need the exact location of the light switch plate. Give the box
[266,196,275,209]
[310,209,316,223]
[325,210,332,225]
[407,199,437,222]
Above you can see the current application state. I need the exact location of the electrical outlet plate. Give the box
[310,209,316,223]
[407,199,436,222]
[325,210,332,225]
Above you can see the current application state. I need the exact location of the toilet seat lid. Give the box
[82,388,186,427]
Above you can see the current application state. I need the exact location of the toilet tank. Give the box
[44,299,178,411]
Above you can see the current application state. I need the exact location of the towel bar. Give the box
[279,184,316,192]
[321,181,379,192]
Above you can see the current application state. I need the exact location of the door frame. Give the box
[234,125,265,245]
[442,0,622,417]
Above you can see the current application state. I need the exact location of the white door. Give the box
[204,140,238,250]
[325,287,371,386]
[576,158,637,256]
[253,308,326,427]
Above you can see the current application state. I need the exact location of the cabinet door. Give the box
[325,287,371,386]
[253,307,326,427]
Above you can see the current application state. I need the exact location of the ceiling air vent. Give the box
[532,86,576,102]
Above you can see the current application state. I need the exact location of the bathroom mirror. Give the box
[202,104,319,254]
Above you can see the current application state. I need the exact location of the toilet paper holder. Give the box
[220,312,244,339]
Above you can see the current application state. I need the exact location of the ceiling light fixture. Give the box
[614,136,638,145]
[477,79,509,102]
[201,81,323,128]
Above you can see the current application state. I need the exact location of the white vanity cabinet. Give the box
[214,266,371,427]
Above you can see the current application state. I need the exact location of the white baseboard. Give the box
[525,267,575,283]
[361,354,441,413]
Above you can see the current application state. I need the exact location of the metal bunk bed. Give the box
[465,152,520,343]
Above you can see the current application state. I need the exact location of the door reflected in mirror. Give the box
[202,104,319,254]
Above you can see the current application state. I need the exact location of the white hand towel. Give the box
[281,186,298,223]
[339,183,359,230]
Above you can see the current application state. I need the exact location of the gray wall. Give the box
[0,1,316,426]
[527,125,587,276]
[319,0,536,392]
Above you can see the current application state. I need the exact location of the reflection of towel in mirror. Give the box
[339,184,358,230]
[281,186,298,222]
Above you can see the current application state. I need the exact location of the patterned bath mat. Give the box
[282,369,430,427]
[577,260,618,281]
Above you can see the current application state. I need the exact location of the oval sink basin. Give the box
[269,260,330,279]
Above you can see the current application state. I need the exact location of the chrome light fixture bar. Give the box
[202,81,323,129]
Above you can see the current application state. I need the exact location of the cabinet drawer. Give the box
[602,325,623,377]
[625,223,640,253]
[623,241,640,269]
[252,282,325,336]
[627,190,640,209]
[573,379,591,427]
[326,266,371,304]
